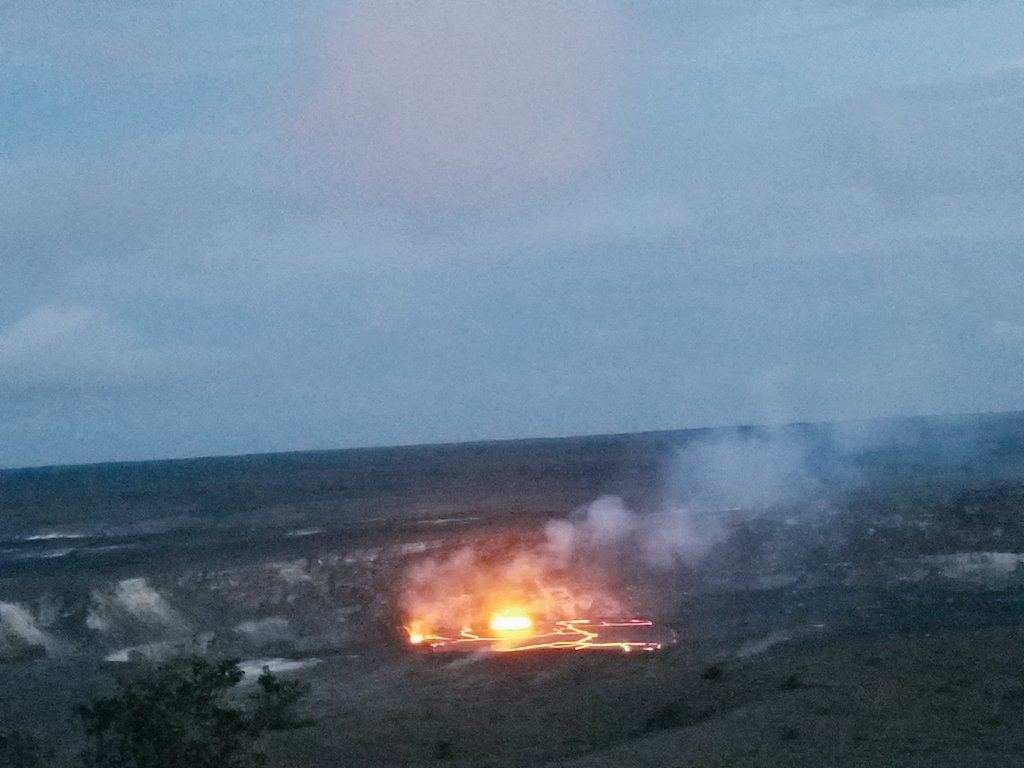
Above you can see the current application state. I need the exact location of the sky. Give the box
[1,0,1023,468]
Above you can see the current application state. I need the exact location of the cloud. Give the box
[292,0,626,212]
[987,320,1024,348]
[988,56,1024,73]
[0,305,195,398]
[1,0,295,84]
[3,0,1023,467]
[815,61,1024,208]
[0,132,289,269]
[679,62,1024,265]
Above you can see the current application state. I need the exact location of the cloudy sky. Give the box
[2,0,1022,468]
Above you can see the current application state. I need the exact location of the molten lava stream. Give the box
[406,615,668,654]
[397,532,675,654]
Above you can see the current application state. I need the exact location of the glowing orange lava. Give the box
[404,617,667,653]
[489,612,533,633]
[397,533,675,654]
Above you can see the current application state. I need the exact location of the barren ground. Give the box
[257,625,1024,766]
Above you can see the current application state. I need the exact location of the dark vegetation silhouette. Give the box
[250,666,315,732]
[0,729,50,768]
[76,657,310,768]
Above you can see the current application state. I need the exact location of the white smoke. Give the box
[398,535,630,631]
[551,427,837,569]
[547,495,725,571]
[86,577,185,633]
[234,617,293,645]
[544,495,637,563]
[638,508,722,569]
[671,428,822,511]
[0,601,63,656]
[397,415,1012,641]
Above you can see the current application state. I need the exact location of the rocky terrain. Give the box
[3,412,1024,765]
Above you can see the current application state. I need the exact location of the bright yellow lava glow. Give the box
[403,617,666,653]
[407,620,428,645]
[488,613,533,633]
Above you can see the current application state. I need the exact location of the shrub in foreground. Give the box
[76,657,310,768]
